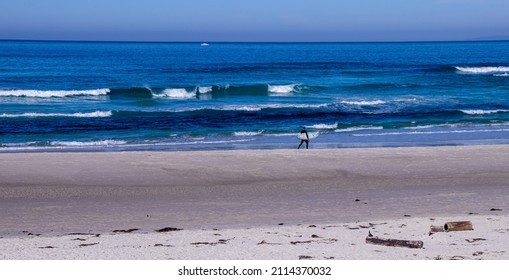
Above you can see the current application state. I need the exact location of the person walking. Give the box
[298,126,309,149]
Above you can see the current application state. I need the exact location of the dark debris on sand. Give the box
[67,233,101,237]
[154,243,173,247]
[191,238,233,246]
[156,227,183,233]
[113,228,139,233]
[79,243,99,247]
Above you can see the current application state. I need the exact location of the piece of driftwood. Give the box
[365,236,423,249]
[444,221,473,232]
[429,225,445,233]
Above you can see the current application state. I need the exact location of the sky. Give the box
[1,0,508,42]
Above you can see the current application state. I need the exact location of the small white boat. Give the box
[200,43,209,46]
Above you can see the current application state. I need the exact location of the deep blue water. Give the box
[1,40,509,152]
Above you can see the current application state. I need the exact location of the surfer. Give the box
[298,127,309,149]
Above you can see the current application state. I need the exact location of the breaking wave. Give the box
[198,86,213,93]
[0,84,313,100]
[0,88,110,98]
[341,100,386,106]
[309,123,338,129]
[209,103,329,112]
[268,84,298,95]
[460,109,509,115]
[455,66,509,74]
[353,128,509,137]
[0,111,112,118]
[233,131,263,136]
[50,140,127,146]
[334,126,384,133]
[152,88,197,99]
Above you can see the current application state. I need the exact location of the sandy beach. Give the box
[1,145,508,259]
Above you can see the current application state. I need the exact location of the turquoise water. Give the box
[1,40,509,151]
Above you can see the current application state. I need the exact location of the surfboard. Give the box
[297,132,318,140]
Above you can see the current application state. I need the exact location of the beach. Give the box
[1,145,508,259]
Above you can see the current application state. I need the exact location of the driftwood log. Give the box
[429,225,444,233]
[365,237,423,249]
[444,221,473,232]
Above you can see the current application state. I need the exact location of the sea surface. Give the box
[1,40,509,152]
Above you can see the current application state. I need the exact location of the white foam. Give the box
[230,106,264,112]
[220,103,328,112]
[153,88,197,99]
[353,128,509,137]
[233,131,263,136]
[0,88,110,98]
[402,124,448,130]
[334,126,384,133]
[0,111,112,118]
[309,123,338,129]
[341,100,386,106]
[50,140,127,146]
[164,103,329,113]
[455,66,509,74]
[160,139,254,146]
[460,109,509,115]
[268,84,297,95]
[198,86,213,94]
[403,123,509,130]
[269,133,299,137]
[494,73,509,77]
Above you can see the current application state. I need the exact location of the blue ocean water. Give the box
[1,40,509,152]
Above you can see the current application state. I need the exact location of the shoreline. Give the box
[3,134,509,154]
[5,121,509,154]
[1,145,508,259]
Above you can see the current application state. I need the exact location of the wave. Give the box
[198,86,213,94]
[334,126,384,133]
[204,103,329,112]
[402,124,452,130]
[0,88,110,98]
[493,73,509,77]
[0,111,112,118]
[152,88,197,99]
[50,140,127,146]
[233,131,263,136]
[455,66,509,74]
[109,87,153,98]
[268,84,298,96]
[309,123,338,129]
[149,84,307,98]
[341,100,386,106]
[120,84,298,99]
[0,84,314,100]
[460,109,509,115]
[353,128,509,137]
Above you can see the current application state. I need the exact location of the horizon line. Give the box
[2,38,509,44]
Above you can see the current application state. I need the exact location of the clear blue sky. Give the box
[1,0,508,42]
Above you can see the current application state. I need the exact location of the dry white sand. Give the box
[0,214,507,260]
[0,145,508,259]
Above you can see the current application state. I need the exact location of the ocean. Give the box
[1,40,509,152]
